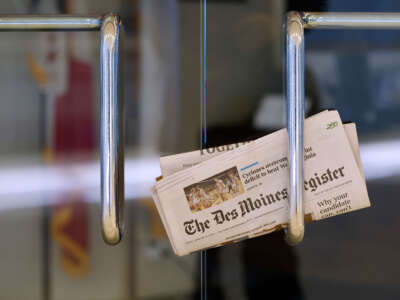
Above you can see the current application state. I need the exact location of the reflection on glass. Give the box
[1,0,400,299]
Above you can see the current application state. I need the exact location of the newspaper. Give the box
[152,110,370,256]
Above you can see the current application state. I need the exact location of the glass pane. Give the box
[2,0,400,300]
[200,1,400,300]
[0,0,200,299]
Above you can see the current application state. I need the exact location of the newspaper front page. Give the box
[153,110,370,256]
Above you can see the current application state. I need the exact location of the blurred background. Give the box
[1,0,400,299]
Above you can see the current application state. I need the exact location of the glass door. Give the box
[1,0,400,300]
[0,0,199,299]
[199,1,400,299]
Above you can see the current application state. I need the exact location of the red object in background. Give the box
[51,58,94,277]
[54,59,95,154]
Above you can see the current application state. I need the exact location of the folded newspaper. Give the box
[152,110,370,256]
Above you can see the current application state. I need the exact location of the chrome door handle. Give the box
[285,12,305,246]
[100,14,124,245]
[0,13,124,245]
[284,11,400,246]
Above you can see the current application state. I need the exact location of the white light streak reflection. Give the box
[0,138,399,211]
[0,156,161,210]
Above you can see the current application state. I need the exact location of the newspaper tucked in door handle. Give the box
[152,110,370,256]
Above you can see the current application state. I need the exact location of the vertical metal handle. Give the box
[100,13,124,245]
[0,14,125,245]
[283,11,400,246]
[285,12,305,246]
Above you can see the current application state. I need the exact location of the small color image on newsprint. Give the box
[184,166,245,213]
